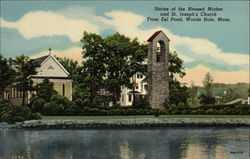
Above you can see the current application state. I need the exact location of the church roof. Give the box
[29,54,70,78]
[31,55,49,67]
[147,31,162,42]
[147,30,170,42]
[141,77,148,83]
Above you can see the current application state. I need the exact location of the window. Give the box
[17,84,21,98]
[134,83,138,90]
[12,88,14,98]
[121,95,124,102]
[4,92,6,100]
[144,84,148,92]
[62,84,65,96]
[128,94,132,102]
[14,87,17,98]
[48,66,54,69]
[137,73,143,79]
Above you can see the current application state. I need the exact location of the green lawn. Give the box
[42,115,250,120]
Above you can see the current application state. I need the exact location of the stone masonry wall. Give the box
[148,32,169,109]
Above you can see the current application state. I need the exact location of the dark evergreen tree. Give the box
[168,51,189,106]
[199,72,215,105]
[0,54,16,98]
[104,33,147,105]
[14,55,36,106]
[35,78,58,102]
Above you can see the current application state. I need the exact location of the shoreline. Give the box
[4,117,249,129]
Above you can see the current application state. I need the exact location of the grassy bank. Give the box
[42,115,250,120]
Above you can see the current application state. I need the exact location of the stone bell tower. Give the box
[147,31,169,109]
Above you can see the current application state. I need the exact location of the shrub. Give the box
[96,95,112,107]
[0,98,41,123]
[32,93,76,116]
[43,101,58,115]
[199,94,215,105]
[132,95,150,109]
[31,97,46,113]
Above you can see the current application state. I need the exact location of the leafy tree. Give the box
[199,72,215,105]
[0,98,41,123]
[35,78,58,102]
[31,78,76,115]
[81,32,147,105]
[96,94,112,107]
[30,78,57,113]
[169,79,189,106]
[188,81,199,106]
[56,57,92,108]
[203,72,213,96]
[14,55,36,106]
[169,51,186,79]
[72,82,92,108]
[132,95,150,109]
[168,51,189,106]
[56,57,79,82]
[0,54,16,98]
[80,32,107,104]
[104,33,147,105]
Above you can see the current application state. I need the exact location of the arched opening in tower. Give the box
[156,40,165,63]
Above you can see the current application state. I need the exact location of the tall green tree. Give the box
[81,32,147,105]
[80,32,107,104]
[200,72,215,105]
[57,57,79,81]
[14,55,36,106]
[30,78,57,113]
[168,51,189,106]
[169,80,189,106]
[0,54,16,98]
[169,51,186,79]
[188,81,199,106]
[104,33,147,104]
[35,78,58,102]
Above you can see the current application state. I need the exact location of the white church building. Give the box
[3,49,72,106]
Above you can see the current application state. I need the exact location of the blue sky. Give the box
[0,0,249,85]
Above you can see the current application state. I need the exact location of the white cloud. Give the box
[1,8,248,85]
[101,11,248,66]
[1,11,99,42]
[177,65,249,86]
[173,36,248,65]
[30,47,83,64]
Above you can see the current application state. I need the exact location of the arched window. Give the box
[156,41,165,63]
[62,84,65,96]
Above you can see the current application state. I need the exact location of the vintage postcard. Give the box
[0,0,249,159]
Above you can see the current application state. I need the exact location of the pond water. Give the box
[0,127,249,159]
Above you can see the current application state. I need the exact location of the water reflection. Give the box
[0,127,249,159]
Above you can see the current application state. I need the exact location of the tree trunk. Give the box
[115,87,121,105]
[90,82,96,105]
[112,91,117,106]
[22,83,25,106]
